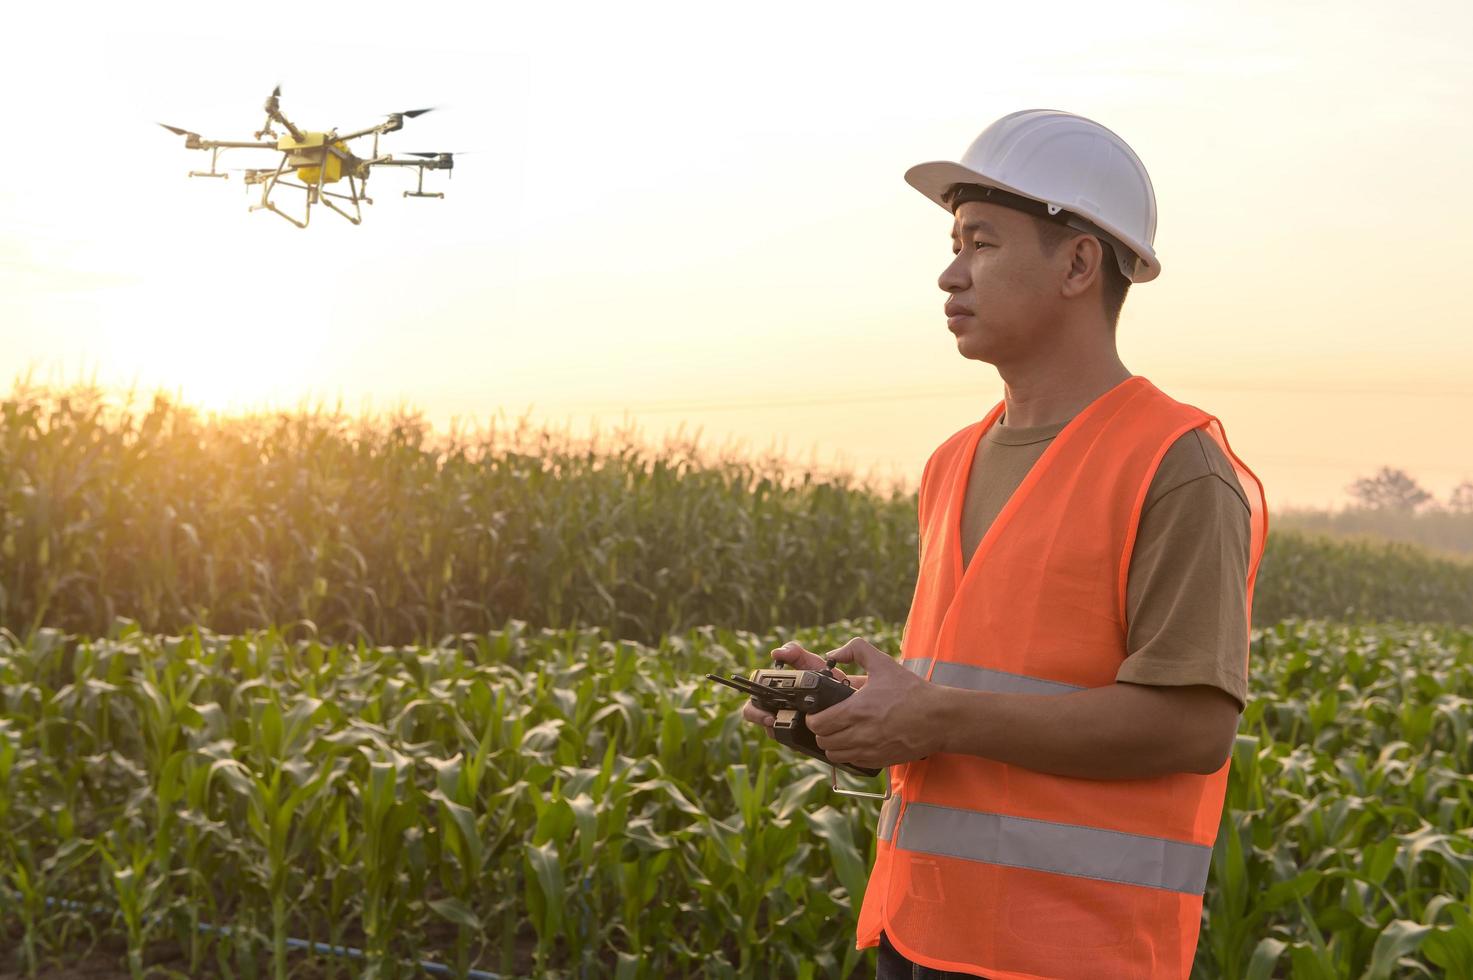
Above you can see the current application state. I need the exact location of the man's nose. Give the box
[939,253,969,293]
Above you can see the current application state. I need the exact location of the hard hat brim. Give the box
[904,160,1161,283]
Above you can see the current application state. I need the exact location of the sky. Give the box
[3,0,1471,510]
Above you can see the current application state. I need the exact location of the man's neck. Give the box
[998,356,1133,428]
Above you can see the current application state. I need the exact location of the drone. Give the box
[157,85,458,228]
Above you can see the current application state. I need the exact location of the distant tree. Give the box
[1347,466,1433,512]
[1449,480,1473,515]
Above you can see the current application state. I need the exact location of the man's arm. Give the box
[808,638,1241,779]
[922,679,1241,780]
[919,680,1243,778]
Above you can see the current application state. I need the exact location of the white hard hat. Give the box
[905,109,1161,283]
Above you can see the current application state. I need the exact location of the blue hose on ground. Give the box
[40,896,503,979]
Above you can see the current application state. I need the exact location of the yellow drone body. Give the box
[277,131,350,185]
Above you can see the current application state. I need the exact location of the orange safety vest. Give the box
[856,375,1268,980]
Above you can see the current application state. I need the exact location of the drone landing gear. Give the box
[319,175,366,225]
[248,154,308,228]
[246,152,368,227]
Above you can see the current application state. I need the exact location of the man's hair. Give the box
[1032,218,1131,329]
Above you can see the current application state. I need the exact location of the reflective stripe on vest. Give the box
[904,657,1086,697]
[895,802,1213,895]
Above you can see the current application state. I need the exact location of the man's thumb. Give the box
[828,636,881,669]
[772,641,826,670]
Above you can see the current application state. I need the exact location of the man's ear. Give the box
[1059,235,1104,300]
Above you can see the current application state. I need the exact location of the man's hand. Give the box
[739,641,867,739]
[806,637,940,769]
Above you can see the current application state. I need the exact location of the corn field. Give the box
[3,385,1470,646]
[1,618,1470,978]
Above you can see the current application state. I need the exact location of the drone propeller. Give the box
[158,122,199,138]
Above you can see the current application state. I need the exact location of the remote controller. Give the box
[707,667,882,777]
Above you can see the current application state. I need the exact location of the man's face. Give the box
[940,200,1065,365]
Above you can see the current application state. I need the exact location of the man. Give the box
[742,109,1267,979]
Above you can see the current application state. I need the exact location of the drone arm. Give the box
[273,112,307,143]
[200,140,280,150]
[335,120,395,143]
[333,106,429,151]
[366,155,451,170]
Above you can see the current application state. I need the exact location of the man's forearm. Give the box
[922,682,1217,780]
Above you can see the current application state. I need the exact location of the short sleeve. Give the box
[1116,430,1253,713]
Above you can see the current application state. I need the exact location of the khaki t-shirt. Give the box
[958,409,1252,712]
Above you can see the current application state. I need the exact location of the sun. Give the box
[99,278,337,415]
